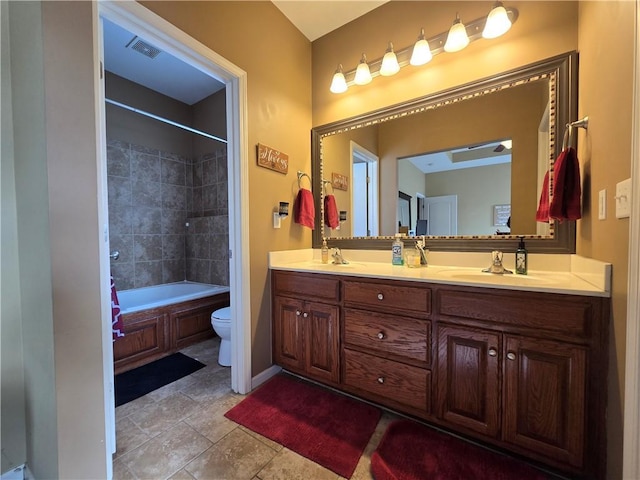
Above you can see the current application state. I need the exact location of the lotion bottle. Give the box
[392,234,404,265]
[321,239,329,264]
[515,236,528,275]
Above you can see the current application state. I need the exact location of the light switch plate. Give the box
[615,178,632,219]
[598,189,606,220]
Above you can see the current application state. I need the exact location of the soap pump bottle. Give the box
[392,234,404,265]
[515,236,528,275]
[321,238,329,264]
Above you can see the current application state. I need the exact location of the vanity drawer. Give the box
[343,280,431,317]
[344,349,430,412]
[437,289,591,338]
[344,308,430,366]
[272,271,339,302]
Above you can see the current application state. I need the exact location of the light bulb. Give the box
[379,42,400,76]
[354,54,372,85]
[483,2,512,39]
[444,13,469,53]
[410,28,432,66]
[329,64,348,94]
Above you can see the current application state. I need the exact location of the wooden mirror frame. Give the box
[311,51,578,253]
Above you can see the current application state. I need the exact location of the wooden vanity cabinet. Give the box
[341,278,432,416]
[272,271,340,385]
[435,287,608,478]
[270,270,609,479]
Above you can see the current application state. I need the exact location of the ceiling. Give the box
[102,2,386,105]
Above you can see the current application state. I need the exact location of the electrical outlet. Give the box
[273,212,281,228]
[615,178,632,219]
[598,189,606,220]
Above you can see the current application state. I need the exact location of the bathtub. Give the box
[117,281,230,315]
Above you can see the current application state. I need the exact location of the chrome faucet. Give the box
[482,250,512,274]
[331,248,349,265]
[415,236,428,265]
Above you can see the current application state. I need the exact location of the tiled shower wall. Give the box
[187,148,229,285]
[107,139,229,290]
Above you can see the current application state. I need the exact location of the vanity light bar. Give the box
[330,6,518,93]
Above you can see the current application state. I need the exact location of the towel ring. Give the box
[297,171,311,189]
[322,179,334,194]
[562,116,589,150]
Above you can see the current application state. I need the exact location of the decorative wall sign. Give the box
[257,143,288,174]
[331,172,348,191]
[493,204,511,226]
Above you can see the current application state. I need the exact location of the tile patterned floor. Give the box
[113,338,398,480]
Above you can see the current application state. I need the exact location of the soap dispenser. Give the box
[321,238,329,264]
[515,236,528,275]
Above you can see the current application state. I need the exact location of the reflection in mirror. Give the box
[312,52,577,253]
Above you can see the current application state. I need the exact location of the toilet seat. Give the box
[211,306,231,323]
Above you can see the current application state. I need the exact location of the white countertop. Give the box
[268,249,611,297]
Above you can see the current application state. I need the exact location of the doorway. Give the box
[350,141,379,237]
[97,1,251,467]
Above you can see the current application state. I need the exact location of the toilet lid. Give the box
[211,306,231,321]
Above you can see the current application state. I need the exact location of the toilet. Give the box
[211,307,231,367]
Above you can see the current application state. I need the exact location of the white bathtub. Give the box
[117,281,230,315]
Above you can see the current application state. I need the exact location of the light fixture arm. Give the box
[338,7,518,88]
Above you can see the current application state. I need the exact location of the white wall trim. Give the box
[623,1,640,478]
[98,0,252,404]
[252,365,281,389]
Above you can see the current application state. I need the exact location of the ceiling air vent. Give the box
[126,36,161,59]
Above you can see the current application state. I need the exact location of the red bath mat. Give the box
[225,374,381,478]
[371,420,550,480]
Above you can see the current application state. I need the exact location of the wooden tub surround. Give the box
[114,292,230,374]
[271,269,609,479]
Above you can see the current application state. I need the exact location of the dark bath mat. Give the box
[114,352,205,407]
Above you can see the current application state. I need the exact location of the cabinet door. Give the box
[305,301,340,383]
[273,296,305,372]
[437,324,500,437]
[503,335,586,468]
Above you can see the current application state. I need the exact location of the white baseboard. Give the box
[251,365,281,390]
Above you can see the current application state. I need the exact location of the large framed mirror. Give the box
[312,51,577,253]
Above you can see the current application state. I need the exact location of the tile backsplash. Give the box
[108,139,229,290]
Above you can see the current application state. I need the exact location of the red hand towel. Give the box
[294,188,315,229]
[536,170,550,222]
[111,275,125,341]
[550,147,582,221]
[324,194,339,229]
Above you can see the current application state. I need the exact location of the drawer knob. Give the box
[296,310,301,316]
[488,348,497,357]
[507,352,516,361]
[377,377,385,384]
[302,312,309,318]
[377,332,385,340]
[377,293,384,300]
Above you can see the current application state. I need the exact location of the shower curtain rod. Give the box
[105,98,227,144]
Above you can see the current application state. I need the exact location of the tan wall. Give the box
[576,2,634,479]
[42,2,109,478]
[322,126,379,238]
[425,163,511,235]
[141,1,312,375]
[314,1,634,478]
[193,89,227,155]
[312,1,577,126]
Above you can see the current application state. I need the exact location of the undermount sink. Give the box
[434,269,553,285]
[312,262,365,269]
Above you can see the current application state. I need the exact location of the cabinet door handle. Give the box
[296,310,301,316]
[377,377,385,384]
[488,348,497,357]
[507,352,516,361]
[377,293,384,300]
[302,312,309,318]
[377,332,385,340]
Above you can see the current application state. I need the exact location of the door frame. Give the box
[350,141,379,236]
[623,1,640,477]
[97,1,251,398]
